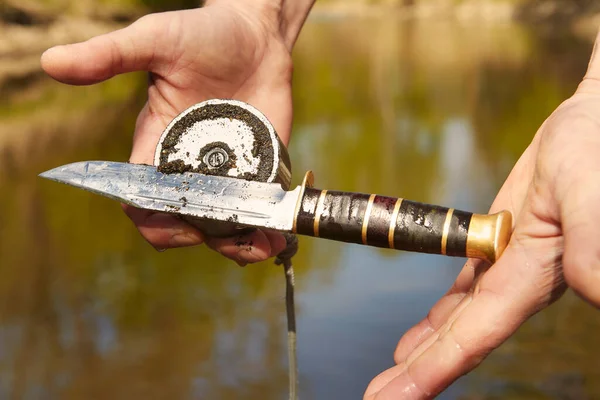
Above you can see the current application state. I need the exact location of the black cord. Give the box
[275,233,299,400]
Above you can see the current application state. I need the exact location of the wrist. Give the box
[577,28,600,94]
[205,0,315,50]
[279,0,316,49]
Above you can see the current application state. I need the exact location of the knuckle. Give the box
[444,325,488,371]
[405,365,432,399]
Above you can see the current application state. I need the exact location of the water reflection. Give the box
[0,15,598,399]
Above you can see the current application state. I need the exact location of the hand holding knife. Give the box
[40,100,513,264]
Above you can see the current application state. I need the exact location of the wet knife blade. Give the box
[39,161,512,263]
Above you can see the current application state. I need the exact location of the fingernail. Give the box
[156,247,167,253]
[235,260,247,267]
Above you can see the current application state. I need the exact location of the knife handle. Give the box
[293,188,512,263]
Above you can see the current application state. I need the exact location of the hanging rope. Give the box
[275,233,299,400]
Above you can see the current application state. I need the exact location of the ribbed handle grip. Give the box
[293,188,512,263]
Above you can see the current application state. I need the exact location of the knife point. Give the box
[37,163,86,186]
[38,168,61,181]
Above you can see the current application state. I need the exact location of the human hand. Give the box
[40,0,313,265]
[365,30,600,399]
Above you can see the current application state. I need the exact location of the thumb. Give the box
[41,14,167,85]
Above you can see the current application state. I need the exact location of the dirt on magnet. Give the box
[157,102,275,182]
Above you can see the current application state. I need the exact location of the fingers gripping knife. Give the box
[40,99,513,263]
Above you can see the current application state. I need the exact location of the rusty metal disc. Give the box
[153,99,291,190]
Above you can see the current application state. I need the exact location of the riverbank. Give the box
[2,0,599,63]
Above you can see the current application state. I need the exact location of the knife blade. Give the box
[39,161,512,263]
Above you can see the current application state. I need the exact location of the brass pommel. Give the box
[466,210,513,264]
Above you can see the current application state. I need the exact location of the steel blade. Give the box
[39,161,301,231]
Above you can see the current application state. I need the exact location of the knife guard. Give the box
[293,181,512,264]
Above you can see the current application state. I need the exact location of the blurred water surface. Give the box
[1,15,599,400]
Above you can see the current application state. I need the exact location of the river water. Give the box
[1,15,599,400]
